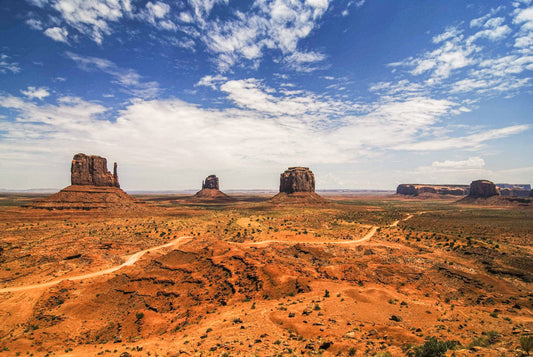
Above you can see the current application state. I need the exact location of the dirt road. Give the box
[0,236,192,293]
[0,213,419,293]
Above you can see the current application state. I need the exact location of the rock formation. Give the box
[468,180,499,198]
[71,153,119,187]
[271,167,327,204]
[279,167,315,193]
[30,153,141,210]
[496,184,531,197]
[194,175,234,202]
[202,175,219,190]
[396,184,468,196]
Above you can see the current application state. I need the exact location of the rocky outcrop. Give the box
[194,175,234,202]
[396,184,468,196]
[497,184,531,197]
[29,154,142,210]
[271,167,327,204]
[279,167,315,194]
[202,175,219,190]
[468,180,499,198]
[71,153,119,187]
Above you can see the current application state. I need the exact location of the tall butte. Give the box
[30,153,140,210]
[270,167,327,204]
[193,174,235,202]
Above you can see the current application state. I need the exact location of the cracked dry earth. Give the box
[0,194,532,356]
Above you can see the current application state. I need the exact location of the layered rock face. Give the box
[71,153,119,187]
[396,184,468,196]
[469,180,499,198]
[202,175,219,190]
[30,153,142,210]
[279,167,315,194]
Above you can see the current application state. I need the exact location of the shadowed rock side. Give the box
[202,175,219,189]
[469,180,499,198]
[193,175,235,202]
[279,167,315,193]
[396,184,469,196]
[30,154,141,210]
[71,153,119,187]
[271,167,327,204]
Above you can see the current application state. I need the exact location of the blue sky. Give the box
[0,0,532,190]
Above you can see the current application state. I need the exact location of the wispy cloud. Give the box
[0,54,21,74]
[66,52,160,98]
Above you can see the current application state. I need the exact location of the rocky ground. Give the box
[0,194,531,356]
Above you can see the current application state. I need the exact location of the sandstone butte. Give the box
[30,153,140,210]
[193,174,235,202]
[270,167,327,204]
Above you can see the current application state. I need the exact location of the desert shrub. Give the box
[348,347,357,356]
[407,337,457,357]
[521,335,533,355]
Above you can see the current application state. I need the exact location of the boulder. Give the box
[469,180,499,198]
[279,167,315,194]
[71,153,119,187]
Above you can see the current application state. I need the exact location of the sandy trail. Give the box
[0,236,192,293]
[236,212,417,247]
[0,213,421,293]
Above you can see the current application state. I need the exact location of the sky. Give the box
[0,0,532,191]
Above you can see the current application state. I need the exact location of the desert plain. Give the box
[0,192,532,356]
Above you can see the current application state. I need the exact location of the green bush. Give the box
[407,337,457,357]
[521,335,533,355]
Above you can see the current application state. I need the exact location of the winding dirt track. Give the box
[0,236,192,293]
[0,213,418,294]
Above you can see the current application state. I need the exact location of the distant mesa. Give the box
[496,183,531,198]
[459,179,532,206]
[193,174,235,202]
[468,179,499,198]
[270,167,327,204]
[396,184,469,196]
[30,153,141,210]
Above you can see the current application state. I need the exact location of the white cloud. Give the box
[0,54,21,74]
[20,87,50,100]
[395,125,531,151]
[195,74,228,89]
[431,157,485,169]
[66,52,160,98]
[49,0,132,44]
[197,0,331,71]
[26,18,44,30]
[44,27,69,43]
[284,50,327,72]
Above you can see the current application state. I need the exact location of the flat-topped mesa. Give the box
[71,153,119,187]
[468,179,499,198]
[279,167,315,194]
[396,184,469,196]
[202,175,219,190]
